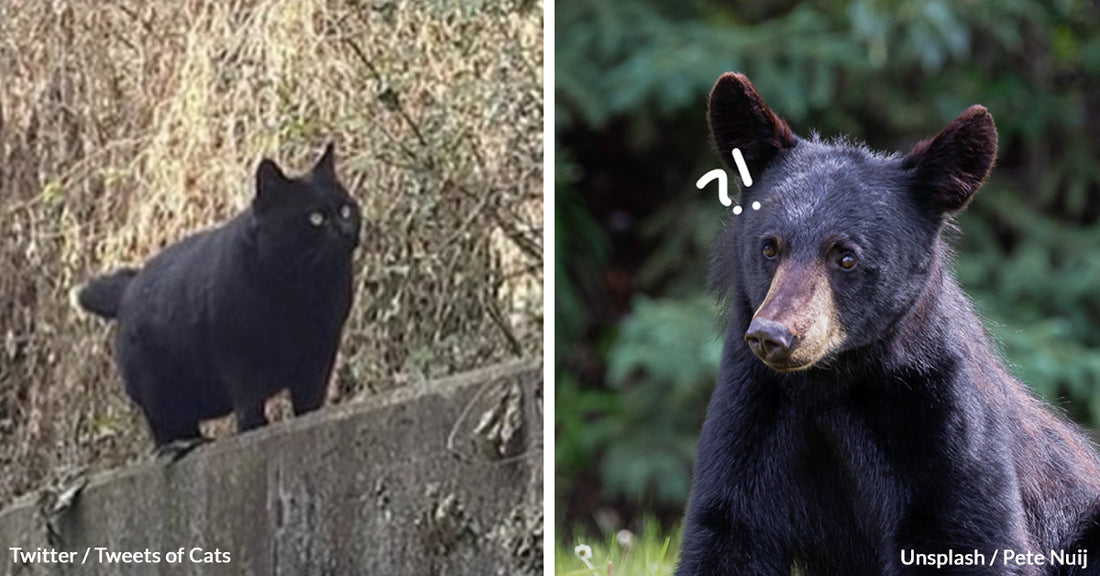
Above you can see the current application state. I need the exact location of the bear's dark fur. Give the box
[77,144,360,448]
[676,73,1100,576]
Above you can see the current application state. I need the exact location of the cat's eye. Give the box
[762,240,778,260]
[339,204,353,219]
[308,212,325,227]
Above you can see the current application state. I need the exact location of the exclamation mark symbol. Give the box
[730,148,757,215]
[697,148,758,215]
[732,148,753,188]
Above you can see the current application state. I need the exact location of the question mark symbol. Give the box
[697,148,756,214]
[696,168,731,206]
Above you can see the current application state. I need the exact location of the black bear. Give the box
[77,144,360,449]
[676,73,1100,576]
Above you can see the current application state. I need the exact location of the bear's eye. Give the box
[838,253,857,270]
[308,211,325,227]
[339,204,353,219]
[762,241,778,260]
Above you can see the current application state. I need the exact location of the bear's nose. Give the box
[745,318,797,363]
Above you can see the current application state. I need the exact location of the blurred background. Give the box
[0,0,541,510]
[556,0,1100,569]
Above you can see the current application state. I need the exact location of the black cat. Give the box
[77,144,360,447]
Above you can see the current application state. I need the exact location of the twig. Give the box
[486,299,524,357]
[445,378,496,461]
[340,33,538,244]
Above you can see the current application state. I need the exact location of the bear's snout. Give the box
[749,259,846,371]
[745,318,797,364]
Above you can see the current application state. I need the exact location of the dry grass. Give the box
[0,0,542,508]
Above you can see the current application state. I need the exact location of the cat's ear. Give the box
[312,143,337,181]
[254,158,290,212]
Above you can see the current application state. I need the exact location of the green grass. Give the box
[555,519,680,576]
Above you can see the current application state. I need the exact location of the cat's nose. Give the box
[337,220,360,247]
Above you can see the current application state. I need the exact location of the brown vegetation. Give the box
[0,0,542,508]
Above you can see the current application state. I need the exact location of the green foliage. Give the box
[556,370,619,482]
[601,296,721,505]
[557,1,860,128]
[556,296,720,506]
[556,152,609,355]
[555,519,680,576]
[633,196,724,295]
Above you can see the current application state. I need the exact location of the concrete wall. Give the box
[0,360,542,576]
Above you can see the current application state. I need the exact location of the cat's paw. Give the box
[152,437,211,463]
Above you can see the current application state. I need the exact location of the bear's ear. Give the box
[708,72,795,179]
[902,105,997,215]
[254,158,291,212]
[312,142,337,182]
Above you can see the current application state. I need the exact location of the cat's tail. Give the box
[73,268,140,319]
